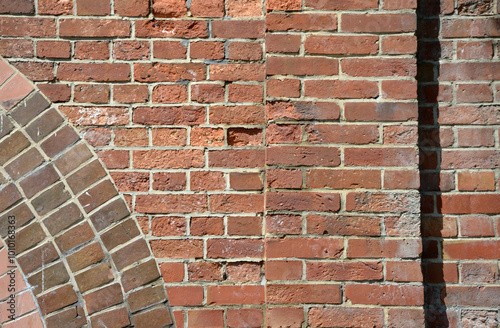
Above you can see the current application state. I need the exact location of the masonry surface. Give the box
[0,0,498,327]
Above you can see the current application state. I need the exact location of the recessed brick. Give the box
[78,179,118,213]
[0,183,22,213]
[53,142,93,176]
[31,182,71,215]
[19,164,59,198]
[75,262,114,293]
[54,222,94,253]
[41,126,80,158]
[100,218,140,251]
[111,239,150,270]
[66,242,105,272]
[28,262,70,295]
[16,242,59,274]
[0,203,35,238]
[89,307,130,327]
[121,259,160,292]
[25,108,64,142]
[133,306,173,327]
[9,92,50,126]
[0,131,30,165]
[127,284,167,312]
[66,159,107,195]
[84,283,123,314]
[89,198,130,231]
[43,202,83,235]
[45,306,87,328]
[37,284,78,315]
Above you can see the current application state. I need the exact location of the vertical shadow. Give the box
[417,0,449,327]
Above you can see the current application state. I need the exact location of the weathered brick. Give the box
[75,262,114,293]
[40,126,80,157]
[84,283,123,314]
[59,19,130,37]
[37,284,78,315]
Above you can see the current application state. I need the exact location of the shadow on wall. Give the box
[417,0,448,327]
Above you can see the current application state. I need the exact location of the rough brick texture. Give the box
[0,0,498,327]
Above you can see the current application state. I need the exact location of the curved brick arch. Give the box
[0,58,174,327]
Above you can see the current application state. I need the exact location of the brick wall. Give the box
[0,0,498,328]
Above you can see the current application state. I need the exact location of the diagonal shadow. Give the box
[417,0,450,327]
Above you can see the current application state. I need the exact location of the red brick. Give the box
[210,64,266,81]
[228,84,263,102]
[346,284,423,306]
[267,192,340,212]
[37,40,70,59]
[0,39,33,58]
[267,57,338,76]
[267,101,340,121]
[160,262,185,282]
[153,41,187,59]
[461,263,499,283]
[266,214,302,234]
[210,105,265,124]
[11,61,54,82]
[115,0,149,16]
[0,0,34,14]
[227,216,262,235]
[342,58,416,77]
[228,42,263,61]
[443,286,500,307]
[457,83,493,103]
[457,171,495,191]
[267,308,304,328]
[121,259,161,292]
[74,41,109,60]
[207,239,264,258]
[166,286,203,306]
[191,84,225,103]
[213,20,264,39]
[457,41,493,59]
[266,169,302,189]
[384,170,420,189]
[0,17,56,37]
[113,40,149,60]
[133,106,205,125]
[387,309,425,328]
[188,310,224,327]
[306,0,377,9]
[266,260,302,280]
[266,237,343,259]
[443,240,500,259]
[439,194,500,214]
[209,149,265,167]
[135,20,207,38]
[381,35,417,55]
[152,84,187,103]
[227,309,263,328]
[210,194,264,213]
[267,0,301,11]
[267,146,340,166]
[191,217,224,235]
[84,283,123,314]
[188,262,223,281]
[134,149,202,168]
[457,128,495,147]
[190,41,225,60]
[58,63,130,82]
[386,261,423,282]
[74,84,110,104]
[267,79,300,98]
[151,239,203,259]
[460,216,495,237]
[37,284,78,315]
[135,63,205,82]
[151,216,186,236]
[227,0,261,17]
[226,262,262,282]
[307,261,383,281]
[207,286,264,305]
[46,306,87,328]
[60,19,130,37]
[306,124,379,144]
[230,172,263,190]
[382,80,418,100]
[306,35,378,55]
[266,34,301,53]
[190,0,224,17]
[114,85,149,103]
[76,0,110,15]
[0,74,34,110]
[152,172,186,191]
[152,0,187,17]
[345,148,417,166]
[309,307,384,328]
[268,284,341,304]
[306,169,381,189]
[136,194,207,213]
[347,238,421,258]
[38,83,71,102]
[342,13,416,32]
[0,131,30,165]
[191,171,225,191]
[266,13,337,31]
[90,307,130,328]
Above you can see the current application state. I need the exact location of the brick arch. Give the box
[0,58,174,327]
